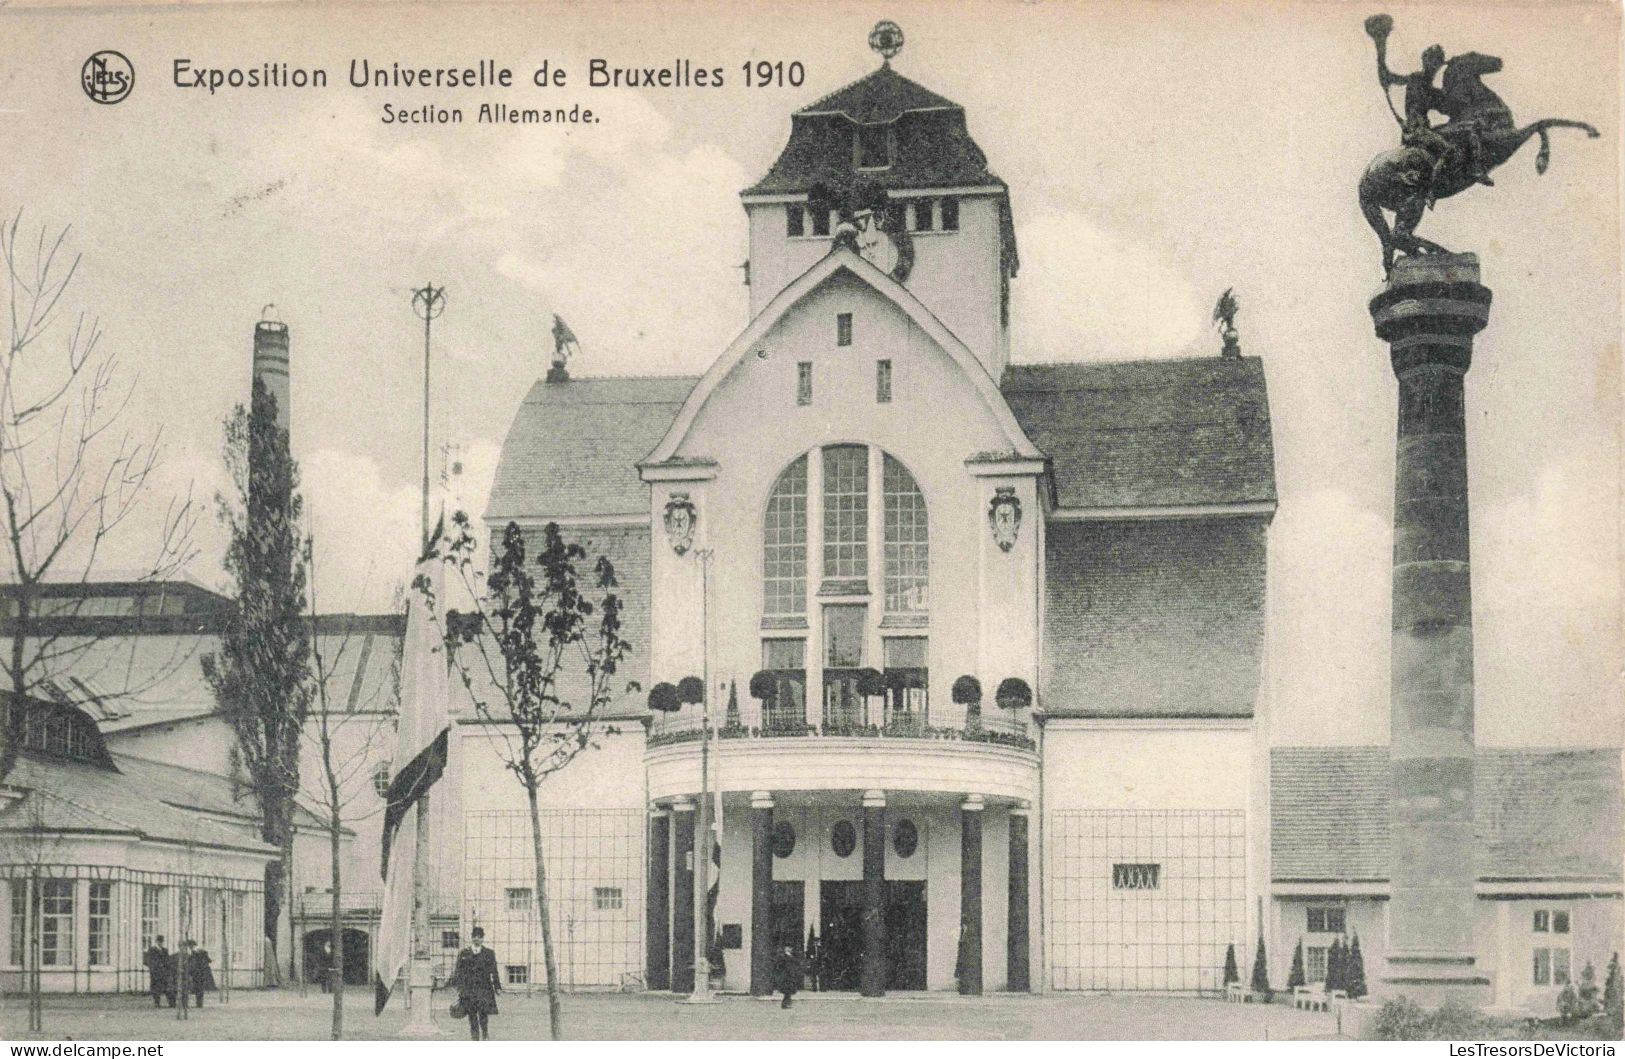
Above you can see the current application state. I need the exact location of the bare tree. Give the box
[0,212,196,781]
[421,515,634,1040]
[303,549,399,1040]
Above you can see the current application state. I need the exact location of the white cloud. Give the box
[302,448,421,613]
[1011,211,1208,360]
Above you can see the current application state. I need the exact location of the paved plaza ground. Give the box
[2,988,1343,1041]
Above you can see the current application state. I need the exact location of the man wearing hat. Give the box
[450,925,502,1040]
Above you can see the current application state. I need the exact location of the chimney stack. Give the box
[253,312,291,432]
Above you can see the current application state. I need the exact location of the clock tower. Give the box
[739,24,1019,379]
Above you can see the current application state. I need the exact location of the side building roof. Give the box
[485,376,699,523]
[1002,357,1277,510]
[1270,746,1624,885]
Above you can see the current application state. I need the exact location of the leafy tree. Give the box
[1326,936,1345,993]
[427,515,634,1040]
[1,213,196,781]
[1576,961,1602,1020]
[202,378,312,985]
[1222,942,1239,986]
[1287,938,1306,989]
[1345,932,1369,999]
[1250,936,1271,997]
[1603,953,1622,1032]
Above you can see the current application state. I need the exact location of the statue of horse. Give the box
[1359,51,1599,274]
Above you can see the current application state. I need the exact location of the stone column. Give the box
[1369,252,1491,1004]
[1007,802,1031,992]
[670,798,697,994]
[750,791,776,997]
[861,790,887,997]
[959,794,984,996]
[646,808,671,991]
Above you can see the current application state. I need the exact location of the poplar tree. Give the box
[1250,936,1271,997]
[203,378,312,986]
[1287,938,1306,989]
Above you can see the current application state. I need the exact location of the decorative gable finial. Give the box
[869,20,904,64]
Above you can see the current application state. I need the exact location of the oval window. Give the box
[772,821,796,858]
[831,820,857,858]
[893,819,919,858]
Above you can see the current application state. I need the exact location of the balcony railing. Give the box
[647,691,1033,751]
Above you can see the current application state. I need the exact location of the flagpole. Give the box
[685,548,718,1003]
[406,283,446,1036]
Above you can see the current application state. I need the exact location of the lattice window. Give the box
[822,446,868,580]
[883,454,927,612]
[1047,810,1246,992]
[464,809,642,989]
[761,639,806,731]
[9,881,25,965]
[41,880,73,966]
[88,881,112,965]
[763,456,807,616]
[1308,946,1329,983]
[141,885,161,951]
[1306,906,1346,933]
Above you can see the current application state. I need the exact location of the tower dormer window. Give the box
[913,199,935,232]
[940,196,959,231]
[786,205,804,238]
[855,124,892,170]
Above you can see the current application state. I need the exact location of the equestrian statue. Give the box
[1358,13,1599,274]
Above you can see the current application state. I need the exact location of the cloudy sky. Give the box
[2,0,1619,747]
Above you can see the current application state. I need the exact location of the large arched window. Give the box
[763,454,808,616]
[883,454,928,613]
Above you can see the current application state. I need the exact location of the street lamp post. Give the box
[684,548,719,1004]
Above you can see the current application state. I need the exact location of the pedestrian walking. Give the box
[774,941,804,1009]
[182,940,216,1008]
[450,925,501,1040]
[143,936,172,1007]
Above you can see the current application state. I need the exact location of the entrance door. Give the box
[818,882,865,990]
[771,881,805,953]
[817,881,928,990]
[884,881,927,990]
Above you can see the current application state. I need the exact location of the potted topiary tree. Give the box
[1223,942,1240,993]
[648,682,681,713]
[677,675,705,705]
[995,676,1032,712]
[1346,933,1368,1000]
[952,675,983,731]
[1287,939,1306,991]
[1250,937,1272,1002]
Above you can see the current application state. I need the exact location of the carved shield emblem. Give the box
[989,487,1022,553]
[663,492,697,555]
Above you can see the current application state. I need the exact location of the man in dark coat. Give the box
[451,925,502,1040]
[773,941,804,1009]
[143,936,172,1007]
[182,941,216,1008]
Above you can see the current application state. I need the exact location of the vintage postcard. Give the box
[0,0,1620,1047]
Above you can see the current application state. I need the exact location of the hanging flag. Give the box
[375,521,452,1015]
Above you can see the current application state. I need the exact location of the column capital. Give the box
[750,790,775,810]
[671,797,697,812]
[649,806,671,818]
[862,789,887,808]
[961,794,985,813]
[1009,800,1031,817]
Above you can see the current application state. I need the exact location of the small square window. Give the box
[796,362,812,406]
[876,360,892,403]
[505,887,532,912]
[1307,906,1346,934]
[812,209,831,238]
[1553,911,1570,934]
[856,125,891,169]
[442,930,460,949]
[593,887,623,910]
[914,199,935,232]
[1534,910,1550,932]
[506,964,529,985]
[787,205,804,238]
[837,313,853,347]
[940,197,959,231]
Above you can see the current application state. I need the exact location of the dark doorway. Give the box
[771,881,804,952]
[884,881,927,990]
[302,927,370,986]
[817,881,927,991]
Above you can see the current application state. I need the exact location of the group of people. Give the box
[141,936,218,1009]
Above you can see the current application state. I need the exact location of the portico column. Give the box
[959,794,984,996]
[647,807,671,991]
[861,789,887,997]
[1007,802,1031,992]
[671,797,696,994]
[750,791,776,996]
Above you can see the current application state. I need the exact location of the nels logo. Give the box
[81,51,134,104]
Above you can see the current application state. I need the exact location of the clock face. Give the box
[855,213,899,275]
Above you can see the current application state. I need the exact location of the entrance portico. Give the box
[647,778,1036,996]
